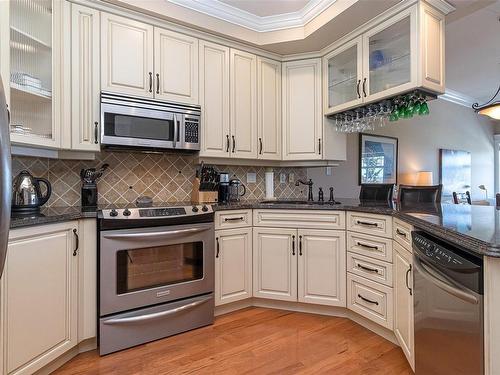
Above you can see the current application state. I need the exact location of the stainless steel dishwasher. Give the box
[413,231,483,375]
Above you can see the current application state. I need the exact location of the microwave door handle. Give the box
[173,114,178,148]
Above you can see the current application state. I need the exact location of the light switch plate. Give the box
[247,172,256,184]
[288,173,295,183]
[280,173,286,184]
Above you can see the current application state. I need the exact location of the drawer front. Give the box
[215,210,252,230]
[347,231,393,263]
[347,212,392,238]
[347,273,393,329]
[393,218,413,251]
[347,252,393,287]
[253,209,345,230]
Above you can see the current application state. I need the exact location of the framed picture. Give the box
[359,133,398,185]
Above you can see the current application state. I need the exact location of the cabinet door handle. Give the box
[356,79,361,99]
[405,264,412,295]
[226,135,230,152]
[94,121,99,144]
[259,138,263,155]
[299,235,303,256]
[362,78,367,97]
[73,229,79,256]
[224,217,244,222]
[156,73,160,94]
[232,135,235,153]
[292,235,295,256]
[356,241,379,251]
[318,138,321,155]
[357,264,379,273]
[358,294,378,305]
[216,237,220,258]
[149,72,153,92]
[396,229,407,238]
[356,220,378,227]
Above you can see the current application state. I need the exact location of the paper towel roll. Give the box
[265,168,274,199]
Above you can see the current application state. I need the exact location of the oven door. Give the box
[101,102,180,149]
[100,222,214,316]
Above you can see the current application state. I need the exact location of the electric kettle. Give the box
[11,170,52,212]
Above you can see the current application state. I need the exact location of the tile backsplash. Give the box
[12,152,307,207]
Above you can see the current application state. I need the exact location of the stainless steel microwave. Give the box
[100,92,201,151]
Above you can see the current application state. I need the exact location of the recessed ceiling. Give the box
[218,0,311,17]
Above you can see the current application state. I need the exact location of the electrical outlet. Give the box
[280,173,286,184]
[325,167,332,176]
[246,172,256,184]
[288,173,295,183]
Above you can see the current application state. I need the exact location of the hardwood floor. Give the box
[54,307,412,375]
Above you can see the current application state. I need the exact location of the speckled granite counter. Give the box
[9,199,500,257]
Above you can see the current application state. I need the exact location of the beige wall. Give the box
[308,99,497,200]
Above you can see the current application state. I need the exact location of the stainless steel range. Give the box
[98,204,215,355]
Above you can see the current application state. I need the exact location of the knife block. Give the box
[191,178,218,204]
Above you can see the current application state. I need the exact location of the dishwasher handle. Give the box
[413,255,479,305]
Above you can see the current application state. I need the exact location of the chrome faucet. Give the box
[295,179,314,201]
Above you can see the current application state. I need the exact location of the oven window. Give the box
[104,113,175,141]
[116,242,204,294]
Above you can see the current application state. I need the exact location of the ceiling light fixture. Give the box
[472,84,500,120]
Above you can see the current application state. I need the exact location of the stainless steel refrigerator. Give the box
[0,75,12,278]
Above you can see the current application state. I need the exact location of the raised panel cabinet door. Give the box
[298,229,346,307]
[257,57,281,160]
[71,3,100,151]
[199,40,230,157]
[393,243,414,371]
[230,49,257,159]
[154,28,199,104]
[215,228,252,306]
[101,12,154,97]
[282,59,322,160]
[2,222,78,375]
[253,228,297,302]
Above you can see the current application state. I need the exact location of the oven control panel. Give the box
[101,205,213,219]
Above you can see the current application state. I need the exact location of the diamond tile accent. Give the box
[11,152,307,207]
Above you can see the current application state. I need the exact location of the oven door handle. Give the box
[102,296,211,325]
[413,255,479,305]
[103,226,211,240]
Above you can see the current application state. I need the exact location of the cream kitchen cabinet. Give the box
[253,227,297,302]
[253,226,346,307]
[324,2,445,115]
[154,28,198,104]
[70,3,101,151]
[0,222,79,375]
[297,229,346,307]
[230,49,258,159]
[215,228,252,306]
[393,241,415,371]
[101,13,198,104]
[282,59,322,160]
[199,40,230,157]
[257,57,281,160]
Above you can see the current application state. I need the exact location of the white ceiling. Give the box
[445,0,500,103]
[218,0,311,17]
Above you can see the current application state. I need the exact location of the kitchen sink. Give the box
[259,200,341,205]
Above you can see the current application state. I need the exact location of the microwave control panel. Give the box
[185,118,199,144]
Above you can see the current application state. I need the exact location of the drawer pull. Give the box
[358,294,379,306]
[357,264,379,274]
[396,229,407,238]
[224,217,244,222]
[356,241,379,251]
[356,220,379,227]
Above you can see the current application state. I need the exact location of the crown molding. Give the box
[439,89,475,108]
[423,0,455,15]
[166,0,337,32]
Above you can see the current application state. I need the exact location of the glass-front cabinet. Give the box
[324,37,363,113]
[4,0,64,148]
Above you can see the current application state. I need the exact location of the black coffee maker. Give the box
[80,164,109,209]
[218,172,230,204]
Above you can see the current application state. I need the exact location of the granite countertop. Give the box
[9,199,500,257]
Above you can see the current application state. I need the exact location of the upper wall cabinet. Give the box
[282,59,322,161]
[154,28,198,104]
[323,3,445,116]
[4,0,65,149]
[101,13,199,104]
[101,13,154,98]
